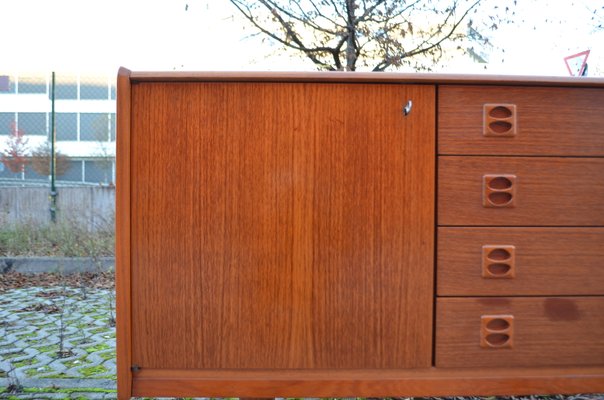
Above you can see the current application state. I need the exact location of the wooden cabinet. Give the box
[117,69,604,399]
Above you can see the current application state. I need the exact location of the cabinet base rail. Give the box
[123,366,604,399]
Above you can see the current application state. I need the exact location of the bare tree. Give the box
[227,0,515,71]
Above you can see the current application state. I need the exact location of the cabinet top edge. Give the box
[125,69,604,87]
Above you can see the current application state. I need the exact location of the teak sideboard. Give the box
[116,68,604,399]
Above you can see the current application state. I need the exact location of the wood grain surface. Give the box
[115,67,132,400]
[436,297,604,368]
[129,366,604,398]
[129,82,435,370]
[437,227,604,296]
[438,156,604,226]
[438,86,604,156]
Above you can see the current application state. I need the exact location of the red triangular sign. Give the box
[564,50,590,76]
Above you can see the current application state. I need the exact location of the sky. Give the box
[1,0,603,76]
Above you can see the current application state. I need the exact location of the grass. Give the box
[96,350,115,361]
[32,344,59,353]
[70,338,95,346]
[84,343,110,353]
[62,356,88,368]
[38,372,70,379]
[11,357,38,368]
[78,364,108,377]
[0,218,114,257]
[22,337,44,346]
[15,332,38,339]
[25,365,53,376]
[0,351,27,359]
[88,326,110,334]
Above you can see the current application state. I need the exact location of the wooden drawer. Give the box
[438,156,604,226]
[438,85,604,156]
[437,227,604,296]
[436,297,604,368]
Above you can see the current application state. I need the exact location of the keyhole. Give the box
[403,100,412,116]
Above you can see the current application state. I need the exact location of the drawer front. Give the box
[437,227,604,296]
[438,156,604,226]
[438,85,604,156]
[436,297,604,368]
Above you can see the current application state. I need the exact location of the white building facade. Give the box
[0,72,116,185]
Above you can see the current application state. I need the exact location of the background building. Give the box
[0,72,116,186]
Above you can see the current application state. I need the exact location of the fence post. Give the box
[50,71,58,223]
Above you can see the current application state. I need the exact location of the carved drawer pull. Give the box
[483,174,517,208]
[481,315,514,349]
[482,245,516,279]
[484,104,517,137]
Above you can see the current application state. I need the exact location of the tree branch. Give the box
[327,0,348,21]
[266,0,340,35]
[307,0,344,29]
[230,0,342,69]
[372,0,481,71]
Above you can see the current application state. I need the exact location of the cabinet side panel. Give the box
[115,67,132,400]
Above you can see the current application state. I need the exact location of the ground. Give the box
[1,272,116,399]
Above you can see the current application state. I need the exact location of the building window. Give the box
[18,75,47,94]
[110,113,116,141]
[0,76,15,93]
[17,113,47,136]
[56,113,78,141]
[24,164,47,181]
[0,112,16,135]
[84,160,113,184]
[59,160,83,182]
[80,113,109,141]
[54,75,78,100]
[0,162,20,178]
[80,82,109,100]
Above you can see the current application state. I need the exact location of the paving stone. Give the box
[0,287,116,381]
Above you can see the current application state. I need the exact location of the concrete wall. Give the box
[0,256,114,274]
[0,186,114,230]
